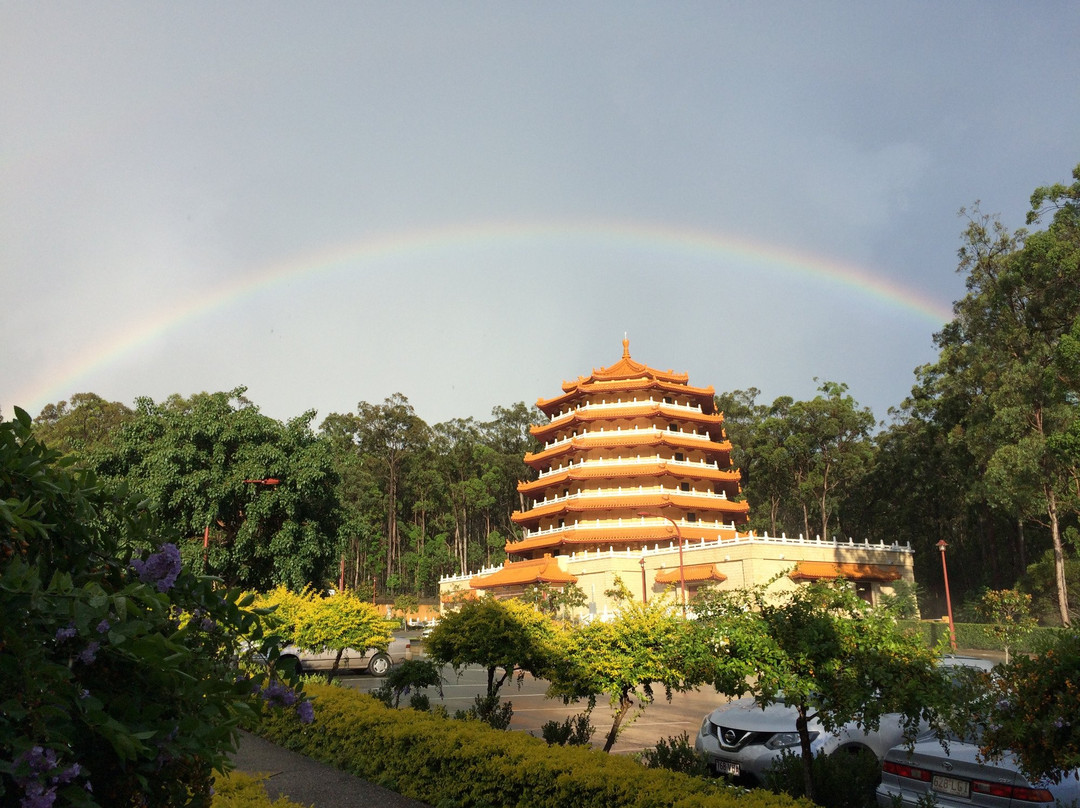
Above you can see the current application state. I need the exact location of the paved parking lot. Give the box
[337,646,727,756]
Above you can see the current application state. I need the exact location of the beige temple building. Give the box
[439,341,914,617]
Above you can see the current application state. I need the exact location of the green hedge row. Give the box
[898,620,1064,654]
[249,684,809,808]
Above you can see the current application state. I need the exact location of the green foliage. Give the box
[521,581,588,620]
[210,771,309,808]
[91,389,342,591]
[762,747,880,808]
[546,584,705,752]
[250,588,391,683]
[32,393,134,459]
[896,619,1062,654]
[878,580,922,619]
[425,597,560,699]
[694,579,948,803]
[639,732,710,777]
[978,630,1080,784]
[251,682,809,808]
[455,694,514,730]
[0,409,303,808]
[539,712,594,747]
[371,659,444,709]
[975,589,1037,663]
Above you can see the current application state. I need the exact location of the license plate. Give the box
[932,774,970,798]
[715,760,740,777]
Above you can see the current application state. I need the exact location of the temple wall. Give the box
[439,534,915,620]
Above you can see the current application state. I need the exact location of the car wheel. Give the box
[368,653,391,677]
[279,654,303,678]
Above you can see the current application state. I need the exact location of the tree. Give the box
[0,409,305,807]
[694,578,947,803]
[924,167,1080,625]
[93,389,341,590]
[32,392,133,458]
[979,631,1080,784]
[975,589,1037,664]
[545,580,708,753]
[292,592,392,684]
[521,581,588,620]
[424,597,559,701]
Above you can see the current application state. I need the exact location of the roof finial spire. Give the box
[622,334,630,359]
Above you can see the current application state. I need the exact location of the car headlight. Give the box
[700,716,713,737]
[765,731,818,750]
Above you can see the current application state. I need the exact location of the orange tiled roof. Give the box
[470,556,578,589]
[517,464,742,495]
[504,523,744,556]
[538,378,718,416]
[536,341,716,415]
[524,433,733,468]
[655,563,728,584]
[788,561,902,582]
[531,405,724,440]
[512,493,751,525]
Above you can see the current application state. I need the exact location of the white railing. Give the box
[535,454,726,480]
[541,424,718,451]
[548,397,706,423]
[532,485,728,508]
[439,532,914,584]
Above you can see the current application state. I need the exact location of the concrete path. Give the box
[230,730,430,808]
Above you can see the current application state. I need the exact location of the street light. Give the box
[937,540,958,651]
[639,511,686,615]
[639,555,647,604]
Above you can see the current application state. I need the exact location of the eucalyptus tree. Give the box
[920,165,1080,625]
[32,392,133,457]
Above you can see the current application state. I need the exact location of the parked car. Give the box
[876,731,1080,807]
[278,636,412,677]
[693,656,995,784]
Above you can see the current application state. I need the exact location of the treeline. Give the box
[31,390,540,598]
[25,163,1080,623]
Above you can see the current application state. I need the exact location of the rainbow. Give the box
[13,219,954,414]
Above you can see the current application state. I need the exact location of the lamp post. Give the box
[639,555,647,604]
[937,540,958,651]
[639,511,686,615]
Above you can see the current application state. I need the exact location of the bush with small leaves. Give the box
[640,732,710,778]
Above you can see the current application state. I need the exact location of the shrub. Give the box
[762,748,880,808]
[0,409,301,808]
[540,713,594,747]
[250,682,810,808]
[639,732,710,777]
[210,771,309,808]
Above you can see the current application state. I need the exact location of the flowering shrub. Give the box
[0,409,308,807]
[980,630,1080,783]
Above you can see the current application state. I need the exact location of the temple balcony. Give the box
[535,454,728,480]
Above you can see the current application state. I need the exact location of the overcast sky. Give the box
[3,3,1078,429]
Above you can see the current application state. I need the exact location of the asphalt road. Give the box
[336,643,728,756]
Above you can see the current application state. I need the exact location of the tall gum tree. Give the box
[928,165,1080,625]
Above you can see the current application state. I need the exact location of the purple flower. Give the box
[296,700,315,724]
[96,619,110,634]
[78,689,90,700]
[131,543,182,592]
[200,618,215,632]
[261,681,299,708]
[55,624,76,642]
[78,641,100,665]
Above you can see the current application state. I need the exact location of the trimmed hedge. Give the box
[250,684,810,808]
[898,620,1064,654]
[211,772,310,808]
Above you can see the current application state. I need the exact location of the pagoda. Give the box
[440,341,914,614]
[508,338,748,559]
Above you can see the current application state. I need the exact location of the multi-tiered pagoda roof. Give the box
[505,339,749,561]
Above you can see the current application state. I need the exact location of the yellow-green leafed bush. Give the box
[211,771,311,808]
[251,683,810,808]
